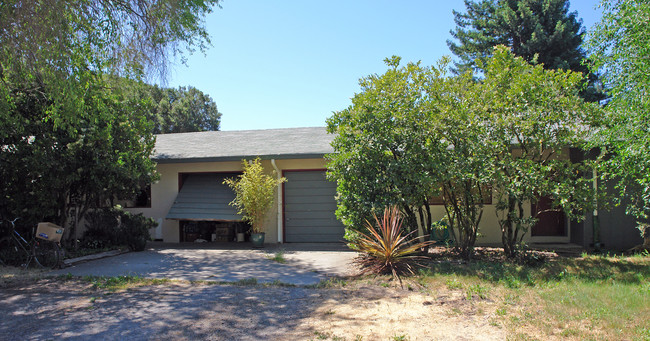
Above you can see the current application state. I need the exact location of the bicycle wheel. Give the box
[32,239,61,269]
[0,237,29,267]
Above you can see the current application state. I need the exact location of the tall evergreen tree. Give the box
[448,0,584,72]
[448,0,603,101]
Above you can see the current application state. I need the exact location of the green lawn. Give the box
[412,252,650,340]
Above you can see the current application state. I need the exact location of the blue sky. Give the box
[167,0,603,131]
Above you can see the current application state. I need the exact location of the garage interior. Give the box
[180,220,251,243]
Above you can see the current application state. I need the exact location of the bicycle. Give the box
[0,218,64,269]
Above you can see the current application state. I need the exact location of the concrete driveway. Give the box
[51,243,358,286]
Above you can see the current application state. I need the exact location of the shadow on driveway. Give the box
[0,280,346,340]
[51,243,358,285]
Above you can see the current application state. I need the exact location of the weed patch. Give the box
[309,277,347,289]
[465,283,489,300]
[0,266,46,288]
[267,249,287,264]
[391,335,409,341]
[80,275,170,292]
[445,277,463,290]
[263,279,295,287]
[234,278,258,286]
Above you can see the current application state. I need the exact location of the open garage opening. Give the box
[179,220,252,243]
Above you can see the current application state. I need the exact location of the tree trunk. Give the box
[402,204,418,235]
[501,196,518,258]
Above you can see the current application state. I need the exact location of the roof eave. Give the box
[153,153,330,164]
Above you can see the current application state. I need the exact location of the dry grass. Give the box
[411,251,650,341]
[0,265,50,288]
[302,284,504,341]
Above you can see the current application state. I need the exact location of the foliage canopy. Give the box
[479,46,602,257]
[0,79,158,232]
[587,0,650,237]
[124,81,222,134]
[0,0,219,238]
[328,47,603,258]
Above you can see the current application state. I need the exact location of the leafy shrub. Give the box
[82,208,122,248]
[430,218,454,247]
[119,211,156,251]
[223,158,286,234]
[82,206,155,251]
[351,206,434,280]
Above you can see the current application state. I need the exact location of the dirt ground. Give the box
[0,277,504,341]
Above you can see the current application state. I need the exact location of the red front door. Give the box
[531,196,566,237]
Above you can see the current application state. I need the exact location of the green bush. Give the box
[119,211,156,251]
[223,158,286,233]
[82,208,122,249]
[82,206,155,251]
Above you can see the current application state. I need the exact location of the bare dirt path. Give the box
[0,278,505,341]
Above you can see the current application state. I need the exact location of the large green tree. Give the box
[587,0,650,243]
[326,57,495,259]
[142,84,222,134]
[326,57,437,240]
[0,0,219,140]
[328,47,602,259]
[0,0,219,235]
[425,68,495,260]
[110,79,221,134]
[479,46,602,257]
[0,80,157,236]
[0,0,218,79]
[449,0,585,72]
[448,0,603,101]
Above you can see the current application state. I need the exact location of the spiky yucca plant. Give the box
[352,206,433,280]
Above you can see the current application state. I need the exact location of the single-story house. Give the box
[126,127,642,250]
[125,127,345,244]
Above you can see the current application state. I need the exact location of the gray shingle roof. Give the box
[154,127,334,163]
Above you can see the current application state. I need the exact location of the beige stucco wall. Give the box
[424,199,574,245]
[127,151,572,245]
[424,196,535,246]
[126,158,327,243]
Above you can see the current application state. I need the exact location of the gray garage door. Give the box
[166,173,241,221]
[284,171,344,242]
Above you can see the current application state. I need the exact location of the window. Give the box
[428,192,446,205]
[124,184,151,208]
